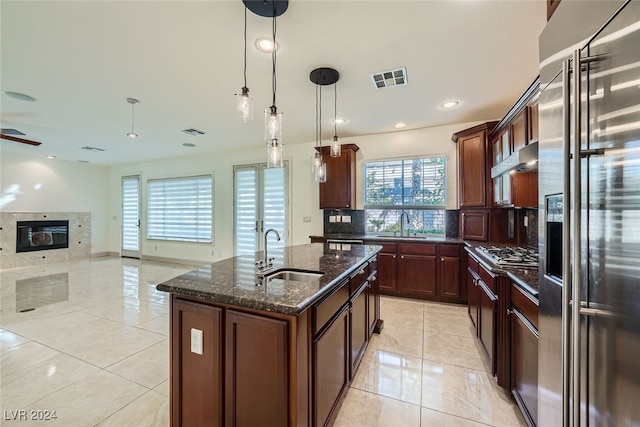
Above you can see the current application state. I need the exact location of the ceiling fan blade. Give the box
[0,134,42,146]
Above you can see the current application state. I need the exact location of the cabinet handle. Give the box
[392,255,396,259]
[400,255,404,259]
[370,275,377,282]
[462,213,466,216]
[441,257,444,261]
[507,308,513,315]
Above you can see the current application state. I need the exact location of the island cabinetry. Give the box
[510,284,539,427]
[317,144,359,209]
[171,299,223,427]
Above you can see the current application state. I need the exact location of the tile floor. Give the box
[0,257,526,426]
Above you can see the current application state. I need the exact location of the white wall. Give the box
[0,151,110,254]
[107,120,485,264]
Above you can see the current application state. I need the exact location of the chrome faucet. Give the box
[257,228,281,272]
[400,211,409,237]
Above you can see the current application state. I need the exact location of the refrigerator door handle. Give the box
[579,301,617,319]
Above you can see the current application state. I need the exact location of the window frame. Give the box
[146,174,214,244]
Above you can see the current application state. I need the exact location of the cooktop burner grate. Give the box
[476,246,539,267]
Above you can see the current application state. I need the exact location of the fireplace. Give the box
[16,220,69,253]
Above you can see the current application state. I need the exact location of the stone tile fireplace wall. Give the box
[0,212,91,270]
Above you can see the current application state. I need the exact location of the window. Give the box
[147,175,213,243]
[364,156,446,236]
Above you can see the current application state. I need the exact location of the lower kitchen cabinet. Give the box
[398,244,437,298]
[478,278,497,373]
[349,282,369,377]
[313,305,350,427]
[510,284,539,427]
[467,265,479,330]
[365,242,397,293]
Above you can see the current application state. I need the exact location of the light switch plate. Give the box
[329,216,336,223]
[191,328,203,355]
[303,216,311,223]
[342,215,351,223]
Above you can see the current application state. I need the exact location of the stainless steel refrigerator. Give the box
[538,1,640,425]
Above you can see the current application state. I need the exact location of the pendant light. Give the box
[126,98,139,138]
[309,67,340,182]
[235,6,253,123]
[330,82,341,157]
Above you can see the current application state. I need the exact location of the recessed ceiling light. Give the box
[441,100,459,109]
[256,37,278,53]
[333,117,347,125]
[45,155,56,159]
[2,91,36,101]
[182,143,196,148]
[394,122,407,129]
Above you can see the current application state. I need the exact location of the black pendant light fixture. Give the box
[310,67,340,183]
[235,6,253,123]
[126,97,139,138]
[243,0,288,168]
[330,81,341,157]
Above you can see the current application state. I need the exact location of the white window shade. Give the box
[121,176,140,252]
[147,175,213,243]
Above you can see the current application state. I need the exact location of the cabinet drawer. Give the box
[398,243,436,255]
[349,263,369,295]
[511,285,539,330]
[468,254,480,275]
[367,256,378,277]
[438,244,460,257]
[313,280,349,334]
[364,241,396,254]
[479,265,497,294]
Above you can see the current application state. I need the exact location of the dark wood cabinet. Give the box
[511,172,539,208]
[349,282,368,378]
[367,242,397,293]
[547,0,561,20]
[457,129,489,208]
[511,109,527,153]
[478,278,497,373]
[439,255,461,299]
[467,266,479,330]
[397,243,437,298]
[510,284,539,427]
[225,310,288,427]
[318,144,359,209]
[313,305,349,427]
[461,210,489,241]
[171,299,223,427]
[528,101,539,144]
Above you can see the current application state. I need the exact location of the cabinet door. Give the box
[314,306,349,427]
[377,252,397,292]
[511,109,527,152]
[528,101,539,144]
[225,310,288,427]
[172,299,223,427]
[467,269,479,331]
[478,280,497,372]
[459,131,487,207]
[511,309,539,427]
[461,210,489,241]
[367,275,379,337]
[438,255,461,299]
[398,254,437,297]
[350,284,368,378]
[319,145,357,209]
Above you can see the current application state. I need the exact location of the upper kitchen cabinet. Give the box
[453,122,498,208]
[318,144,359,209]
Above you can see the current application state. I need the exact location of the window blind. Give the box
[121,177,140,251]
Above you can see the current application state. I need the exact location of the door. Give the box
[234,163,288,257]
[577,4,640,425]
[121,175,140,258]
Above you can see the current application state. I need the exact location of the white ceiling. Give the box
[1,0,547,166]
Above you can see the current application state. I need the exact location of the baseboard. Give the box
[91,251,117,258]
[141,254,209,267]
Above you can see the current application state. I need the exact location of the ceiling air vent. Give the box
[370,67,408,89]
[81,145,106,152]
[181,128,205,136]
[1,128,26,136]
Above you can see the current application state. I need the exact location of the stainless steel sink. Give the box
[264,269,324,282]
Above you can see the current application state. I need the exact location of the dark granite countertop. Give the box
[464,242,539,298]
[156,243,381,316]
[311,233,464,244]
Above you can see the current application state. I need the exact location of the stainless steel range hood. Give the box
[490,141,538,178]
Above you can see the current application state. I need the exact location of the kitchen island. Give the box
[157,243,382,427]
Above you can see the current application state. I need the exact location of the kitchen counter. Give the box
[311,233,464,244]
[156,242,381,315]
[464,242,539,298]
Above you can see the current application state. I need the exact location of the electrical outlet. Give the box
[191,328,203,355]
[329,215,336,223]
[342,215,351,223]
[303,216,311,222]
[524,216,528,227]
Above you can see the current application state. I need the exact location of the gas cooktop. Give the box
[475,245,539,268]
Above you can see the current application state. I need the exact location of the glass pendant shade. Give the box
[267,139,283,168]
[330,135,341,157]
[265,106,283,142]
[236,87,253,123]
[312,152,322,175]
[315,161,327,183]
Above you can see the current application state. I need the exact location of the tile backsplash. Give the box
[520,208,539,248]
[445,210,460,238]
[323,210,365,235]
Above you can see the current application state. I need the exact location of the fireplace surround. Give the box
[16,220,69,253]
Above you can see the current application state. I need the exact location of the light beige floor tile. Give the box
[0,328,29,351]
[79,297,168,327]
[95,390,169,427]
[381,296,425,311]
[350,349,422,405]
[420,407,491,426]
[0,352,99,410]
[107,339,169,388]
[369,324,423,358]
[423,330,490,372]
[5,370,148,427]
[51,318,166,368]
[380,304,424,330]
[3,311,101,345]
[423,312,476,338]
[423,301,468,316]
[333,388,420,427]
[137,314,169,336]
[153,380,169,396]
[1,341,61,383]
[421,360,526,426]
